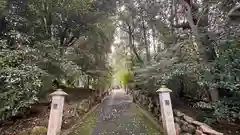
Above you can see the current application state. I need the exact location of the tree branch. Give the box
[179,0,207,62]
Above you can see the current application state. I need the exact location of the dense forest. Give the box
[112,0,240,133]
[0,0,116,122]
[0,0,240,134]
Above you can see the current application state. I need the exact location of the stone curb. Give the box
[61,98,105,135]
[135,103,164,132]
[129,93,160,129]
[101,94,111,102]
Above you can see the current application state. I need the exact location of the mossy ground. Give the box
[131,104,163,135]
[68,107,99,135]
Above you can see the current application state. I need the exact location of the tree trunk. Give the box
[209,87,219,102]
[179,0,208,62]
[170,0,176,34]
[202,0,219,101]
[151,27,157,53]
[142,17,150,62]
[127,23,143,62]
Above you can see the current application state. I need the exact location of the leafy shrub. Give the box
[211,98,240,123]
[0,47,45,121]
[200,40,240,92]
[133,39,240,124]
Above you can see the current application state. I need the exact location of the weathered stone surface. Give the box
[175,123,181,135]
[78,99,90,112]
[195,129,205,135]
[30,126,47,135]
[186,124,196,134]
[192,121,205,126]
[174,110,184,117]
[199,125,223,135]
[174,117,181,123]
[180,133,193,135]
[183,115,194,123]
[180,120,188,125]
[181,123,195,133]
[181,124,189,132]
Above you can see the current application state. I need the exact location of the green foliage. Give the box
[0,0,115,121]
[0,45,44,120]
[133,39,240,123]
[198,40,240,123]
[212,98,240,123]
[116,0,240,128]
[200,40,240,91]
[119,70,131,86]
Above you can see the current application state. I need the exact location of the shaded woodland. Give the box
[113,0,240,134]
[0,0,240,134]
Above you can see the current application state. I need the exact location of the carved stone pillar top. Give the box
[50,89,68,96]
[156,85,172,93]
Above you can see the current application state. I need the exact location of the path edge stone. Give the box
[135,103,164,133]
[61,102,102,135]
[61,103,100,135]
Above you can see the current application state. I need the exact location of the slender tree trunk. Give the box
[142,17,150,62]
[179,0,207,63]
[127,24,143,63]
[203,0,219,101]
[170,0,175,34]
[151,27,157,54]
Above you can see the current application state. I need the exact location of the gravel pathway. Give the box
[69,89,163,135]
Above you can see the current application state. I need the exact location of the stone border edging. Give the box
[129,93,164,133]
[61,94,110,135]
[130,90,223,135]
[129,93,162,131]
[61,93,111,135]
[135,103,163,131]
[61,103,100,135]
[173,110,223,135]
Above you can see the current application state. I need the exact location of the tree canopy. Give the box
[1,0,240,130]
[0,0,116,121]
[114,0,240,125]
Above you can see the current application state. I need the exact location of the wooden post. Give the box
[156,85,176,135]
[47,89,68,135]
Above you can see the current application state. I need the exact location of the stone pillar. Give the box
[47,89,68,135]
[156,85,176,135]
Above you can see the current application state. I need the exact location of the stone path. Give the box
[68,89,163,135]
